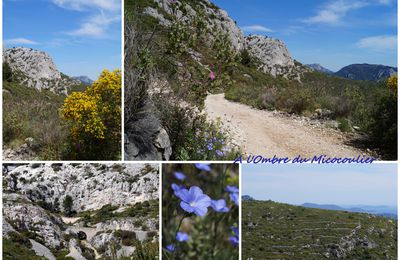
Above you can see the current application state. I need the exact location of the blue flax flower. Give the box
[216,150,224,157]
[225,185,239,193]
[174,171,186,181]
[166,244,175,252]
[194,163,211,172]
[211,199,229,212]
[176,232,189,242]
[229,226,239,246]
[171,183,185,196]
[226,185,239,206]
[176,186,211,216]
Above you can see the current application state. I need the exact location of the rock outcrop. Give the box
[145,0,245,50]
[306,63,334,74]
[245,35,309,80]
[3,163,159,259]
[4,163,159,212]
[4,47,81,94]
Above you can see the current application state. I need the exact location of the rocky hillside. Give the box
[335,63,397,81]
[246,35,309,80]
[125,0,306,160]
[143,0,245,50]
[306,63,334,74]
[243,200,397,259]
[3,163,159,259]
[73,76,94,85]
[4,47,82,95]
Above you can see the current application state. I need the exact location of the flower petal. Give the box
[195,194,212,208]
[175,188,190,202]
[180,201,194,213]
[188,186,203,201]
[193,205,208,216]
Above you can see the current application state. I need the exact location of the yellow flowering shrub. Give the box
[61,69,121,159]
[387,75,397,95]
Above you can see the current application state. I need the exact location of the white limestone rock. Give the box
[4,163,159,212]
[4,47,81,95]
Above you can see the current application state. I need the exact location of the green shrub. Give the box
[368,78,397,159]
[3,81,67,159]
[114,230,137,246]
[154,95,240,160]
[337,117,352,132]
[63,195,74,216]
[3,62,13,82]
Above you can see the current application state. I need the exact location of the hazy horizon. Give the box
[213,0,397,71]
[243,163,397,207]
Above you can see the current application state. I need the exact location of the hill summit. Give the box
[3,47,81,94]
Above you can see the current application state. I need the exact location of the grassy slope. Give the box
[3,81,86,159]
[242,200,397,259]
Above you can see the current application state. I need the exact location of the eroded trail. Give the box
[205,94,367,158]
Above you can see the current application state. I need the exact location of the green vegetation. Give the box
[79,200,159,226]
[62,195,73,216]
[242,200,397,259]
[61,70,121,160]
[126,0,397,159]
[125,0,241,160]
[3,69,121,160]
[3,81,67,159]
[3,231,40,260]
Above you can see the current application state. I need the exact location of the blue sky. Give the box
[213,0,397,71]
[3,0,121,80]
[243,163,397,207]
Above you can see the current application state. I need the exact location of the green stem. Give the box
[220,165,228,195]
[172,214,188,258]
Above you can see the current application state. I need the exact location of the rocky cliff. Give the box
[144,0,245,50]
[3,163,159,259]
[245,35,309,80]
[4,47,81,95]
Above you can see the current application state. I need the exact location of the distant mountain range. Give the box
[306,63,334,74]
[73,75,94,85]
[335,64,397,81]
[306,63,397,81]
[301,203,397,219]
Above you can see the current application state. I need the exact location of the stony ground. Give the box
[205,93,371,158]
[242,200,397,259]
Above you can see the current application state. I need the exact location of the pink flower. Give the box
[209,71,216,81]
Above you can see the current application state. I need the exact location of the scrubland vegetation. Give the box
[125,0,240,160]
[243,200,397,259]
[126,0,397,159]
[3,66,121,160]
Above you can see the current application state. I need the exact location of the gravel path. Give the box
[205,93,368,158]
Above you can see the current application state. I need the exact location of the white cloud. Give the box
[377,0,394,5]
[241,25,274,33]
[304,0,368,25]
[357,35,397,51]
[5,38,39,45]
[67,12,120,37]
[52,0,120,11]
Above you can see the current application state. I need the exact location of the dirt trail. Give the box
[205,94,368,158]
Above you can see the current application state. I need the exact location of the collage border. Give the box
[0,0,399,259]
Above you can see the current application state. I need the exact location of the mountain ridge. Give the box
[3,47,82,95]
[335,63,397,81]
